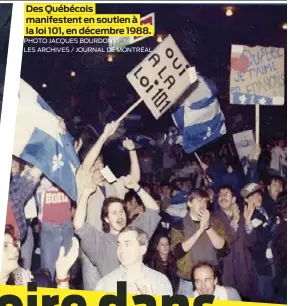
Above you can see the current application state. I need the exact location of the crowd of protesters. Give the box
[2,119,286,303]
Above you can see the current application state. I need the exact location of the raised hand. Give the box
[244,202,256,225]
[102,121,119,139]
[122,138,136,151]
[76,166,98,198]
[55,237,79,279]
[123,174,140,190]
[249,144,261,161]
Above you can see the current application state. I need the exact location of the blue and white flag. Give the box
[161,127,183,152]
[172,74,226,154]
[14,79,80,201]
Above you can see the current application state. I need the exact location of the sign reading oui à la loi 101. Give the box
[230,44,285,106]
[127,35,197,119]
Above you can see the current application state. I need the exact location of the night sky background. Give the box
[1,3,287,174]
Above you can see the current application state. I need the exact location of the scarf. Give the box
[194,285,228,300]
[183,214,217,264]
[11,267,33,285]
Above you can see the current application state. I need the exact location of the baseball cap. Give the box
[240,183,262,199]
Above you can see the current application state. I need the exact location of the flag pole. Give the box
[194,152,202,164]
[115,99,143,125]
[255,105,260,144]
[194,152,212,184]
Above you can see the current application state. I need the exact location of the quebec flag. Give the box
[13,79,80,201]
[172,74,226,154]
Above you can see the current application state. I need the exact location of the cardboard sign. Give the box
[100,166,117,183]
[230,45,285,106]
[109,13,155,50]
[127,35,197,119]
[233,130,255,174]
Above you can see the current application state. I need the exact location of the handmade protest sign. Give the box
[230,45,285,106]
[233,130,255,174]
[127,35,197,119]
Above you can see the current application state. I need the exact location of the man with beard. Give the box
[78,122,141,290]
[215,186,259,301]
[73,169,161,282]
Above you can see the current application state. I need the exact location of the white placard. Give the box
[230,44,285,106]
[233,130,255,174]
[100,166,117,183]
[127,35,197,119]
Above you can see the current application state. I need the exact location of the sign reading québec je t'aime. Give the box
[230,44,285,106]
[127,35,197,119]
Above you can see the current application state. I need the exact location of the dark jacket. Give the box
[262,189,277,225]
[150,211,173,239]
[147,254,179,294]
[271,221,287,303]
[248,207,274,276]
[215,211,260,301]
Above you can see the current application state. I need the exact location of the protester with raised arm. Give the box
[0,224,78,289]
[77,121,141,290]
[74,165,160,283]
[55,237,80,289]
[215,185,259,301]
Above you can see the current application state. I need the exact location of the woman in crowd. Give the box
[1,224,78,288]
[147,234,179,294]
